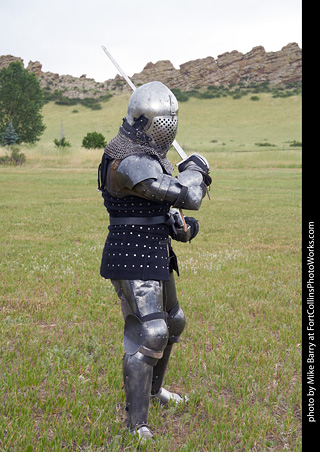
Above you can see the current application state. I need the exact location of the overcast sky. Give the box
[0,0,302,82]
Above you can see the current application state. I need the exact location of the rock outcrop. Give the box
[0,42,301,98]
[129,43,301,91]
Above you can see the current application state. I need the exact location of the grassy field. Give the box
[0,93,302,451]
[4,91,302,169]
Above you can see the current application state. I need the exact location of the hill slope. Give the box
[39,92,302,151]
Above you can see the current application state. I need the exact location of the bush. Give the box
[54,137,71,148]
[46,91,105,110]
[199,91,217,99]
[255,142,276,147]
[0,146,26,165]
[82,132,107,149]
[55,96,78,106]
[10,147,26,164]
[185,89,201,98]
[170,88,189,102]
[80,98,102,110]
[289,140,302,147]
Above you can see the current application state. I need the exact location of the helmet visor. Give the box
[148,116,178,152]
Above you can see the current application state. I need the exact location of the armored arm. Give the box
[116,154,207,210]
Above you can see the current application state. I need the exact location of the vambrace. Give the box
[115,154,207,210]
[133,172,207,210]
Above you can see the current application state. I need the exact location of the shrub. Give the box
[82,132,107,149]
[199,91,217,99]
[185,89,201,98]
[255,142,276,147]
[0,146,26,165]
[10,147,26,164]
[170,88,189,102]
[289,140,302,147]
[55,96,78,106]
[250,96,260,101]
[80,98,102,110]
[0,155,9,164]
[54,137,71,148]
[99,94,112,102]
[47,91,108,110]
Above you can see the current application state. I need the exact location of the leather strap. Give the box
[109,214,174,226]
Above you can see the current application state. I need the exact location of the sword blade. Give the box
[101,45,188,161]
[172,140,188,161]
[102,46,136,92]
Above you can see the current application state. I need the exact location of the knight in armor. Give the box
[98,81,211,443]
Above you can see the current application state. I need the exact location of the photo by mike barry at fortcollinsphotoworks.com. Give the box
[303,220,317,442]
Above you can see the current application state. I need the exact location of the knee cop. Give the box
[167,303,186,343]
[124,312,169,364]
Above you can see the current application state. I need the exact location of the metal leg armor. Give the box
[111,274,186,439]
[151,272,187,404]
[122,353,153,429]
[151,341,173,396]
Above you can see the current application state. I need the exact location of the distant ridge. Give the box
[0,43,301,99]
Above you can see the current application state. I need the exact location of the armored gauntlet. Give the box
[169,209,199,242]
[177,153,212,187]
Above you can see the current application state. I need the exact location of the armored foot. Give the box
[130,424,155,447]
[151,387,189,406]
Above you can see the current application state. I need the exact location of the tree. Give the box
[82,131,107,149]
[0,61,46,143]
[1,122,19,146]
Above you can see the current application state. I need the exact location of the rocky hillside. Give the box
[0,43,301,99]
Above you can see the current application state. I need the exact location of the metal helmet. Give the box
[125,81,178,153]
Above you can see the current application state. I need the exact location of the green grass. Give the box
[0,94,302,451]
[176,94,302,153]
[1,92,301,168]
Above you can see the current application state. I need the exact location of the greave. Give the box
[151,341,173,395]
[122,353,153,430]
